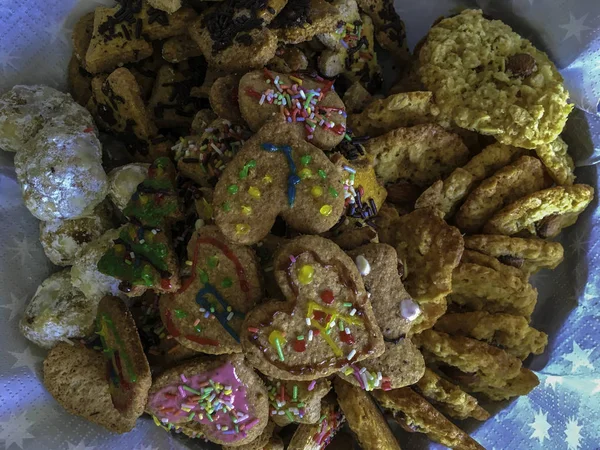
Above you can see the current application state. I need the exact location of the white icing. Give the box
[107,163,150,211]
[400,299,421,322]
[355,254,371,276]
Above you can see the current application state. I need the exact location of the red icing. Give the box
[293,340,307,352]
[320,290,335,305]
[339,331,355,345]
[164,308,219,347]
[160,278,172,290]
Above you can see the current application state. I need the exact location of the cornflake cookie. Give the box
[415,142,525,219]
[414,330,522,389]
[346,243,414,340]
[287,395,345,450]
[413,368,489,421]
[394,208,464,333]
[241,235,385,380]
[463,234,564,274]
[336,339,425,391]
[39,202,114,266]
[265,377,331,426]
[239,69,347,150]
[455,155,552,234]
[270,0,340,45]
[466,368,539,401]
[96,296,152,423]
[213,118,345,245]
[20,270,97,349]
[435,311,548,360]
[175,119,252,187]
[334,378,401,450]
[348,91,439,137]
[419,9,573,149]
[483,184,594,238]
[146,354,270,446]
[356,0,410,62]
[534,136,576,185]
[363,124,470,187]
[159,226,263,354]
[448,251,538,317]
[373,388,484,450]
[43,343,135,433]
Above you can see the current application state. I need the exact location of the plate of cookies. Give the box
[1,0,599,449]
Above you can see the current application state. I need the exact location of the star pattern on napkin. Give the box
[7,235,36,267]
[1,292,28,322]
[562,341,594,372]
[0,411,35,449]
[529,409,552,444]
[67,440,96,450]
[564,417,583,450]
[8,347,43,374]
[543,375,564,391]
[559,13,591,42]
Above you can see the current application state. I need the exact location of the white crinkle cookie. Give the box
[19,270,98,348]
[107,163,150,211]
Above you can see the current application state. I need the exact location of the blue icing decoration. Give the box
[261,143,299,207]
[196,282,245,342]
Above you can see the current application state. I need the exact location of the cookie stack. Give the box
[1,2,592,449]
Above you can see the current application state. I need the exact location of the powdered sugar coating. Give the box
[14,125,107,220]
[19,270,98,348]
[107,163,150,211]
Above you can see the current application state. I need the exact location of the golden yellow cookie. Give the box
[534,136,575,185]
[270,0,340,45]
[373,388,485,450]
[364,124,470,187]
[466,368,539,401]
[455,155,552,233]
[415,142,525,219]
[434,311,547,360]
[414,330,522,389]
[419,9,573,148]
[334,378,401,450]
[463,234,564,274]
[483,184,594,237]
[413,368,489,420]
[342,82,373,114]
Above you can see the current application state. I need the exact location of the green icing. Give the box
[97,249,158,287]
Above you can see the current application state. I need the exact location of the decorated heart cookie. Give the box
[213,117,346,245]
[160,225,263,354]
[241,235,385,380]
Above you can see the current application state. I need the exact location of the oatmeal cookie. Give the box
[419,9,573,148]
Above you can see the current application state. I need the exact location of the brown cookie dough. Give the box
[287,395,345,450]
[162,33,204,63]
[373,388,485,450]
[267,46,310,73]
[435,311,547,360]
[159,226,263,354]
[238,69,347,150]
[342,81,373,114]
[364,124,470,188]
[334,378,401,450]
[413,368,489,421]
[483,184,594,238]
[68,55,93,107]
[209,74,244,124]
[463,234,564,274]
[96,296,152,423]
[241,235,385,381]
[72,11,94,67]
[455,155,553,234]
[265,377,331,426]
[213,118,346,245]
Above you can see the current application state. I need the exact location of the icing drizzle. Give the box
[261,143,300,207]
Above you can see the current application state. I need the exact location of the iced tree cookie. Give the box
[20,270,97,349]
[146,354,269,446]
[160,225,263,354]
[213,118,345,245]
[238,69,347,150]
[242,235,385,380]
[96,296,152,423]
[419,9,573,148]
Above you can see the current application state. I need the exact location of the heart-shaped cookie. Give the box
[213,118,346,245]
[241,235,385,380]
[160,225,263,354]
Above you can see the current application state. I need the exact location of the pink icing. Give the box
[148,361,258,443]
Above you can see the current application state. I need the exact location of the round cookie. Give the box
[238,69,347,150]
[146,354,270,446]
[419,9,573,149]
[213,117,346,245]
[39,201,115,266]
[96,296,152,423]
[159,225,263,354]
[241,235,385,381]
[333,377,400,450]
[20,269,97,349]
[107,163,150,211]
[0,85,95,153]
[14,124,107,221]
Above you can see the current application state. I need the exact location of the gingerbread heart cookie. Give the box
[238,69,347,150]
[160,225,263,354]
[241,235,385,380]
[213,117,346,245]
